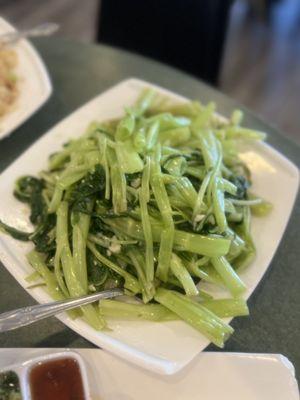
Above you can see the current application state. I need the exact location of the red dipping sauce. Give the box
[29,357,86,400]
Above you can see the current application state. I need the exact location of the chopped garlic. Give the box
[131,178,141,188]
[194,214,205,223]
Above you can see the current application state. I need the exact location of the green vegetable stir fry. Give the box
[0,89,272,347]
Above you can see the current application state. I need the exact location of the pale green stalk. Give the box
[150,146,174,282]
[170,253,198,296]
[99,299,176,321]
[139,157,154,282]
[107,147,127,213]
[211,256,246,296]
[56,202,106,329]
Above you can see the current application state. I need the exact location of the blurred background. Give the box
[1,0,299,143]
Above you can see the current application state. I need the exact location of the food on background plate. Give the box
[0,89,271,348]
[0,46,18,117]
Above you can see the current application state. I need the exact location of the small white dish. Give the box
[0,350,90,400]
[0,78,299,374]
[0,349,298,400]
[0,17,52,140]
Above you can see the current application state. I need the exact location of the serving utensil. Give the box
[0,288,124,332]
[0,22,59,45]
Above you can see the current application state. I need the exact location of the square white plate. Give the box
[0,349,299,400]
[0,78,299,375]
[0,17,52,140]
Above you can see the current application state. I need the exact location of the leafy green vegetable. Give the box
[0,220,31,241]
[0,88,271,346]
[0,371,21,400]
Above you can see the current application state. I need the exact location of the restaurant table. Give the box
[0,38,299,379]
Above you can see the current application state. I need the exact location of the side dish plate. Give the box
[0,17,52,140]
[0,349,299,400]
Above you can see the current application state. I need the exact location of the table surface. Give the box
[0,38,299,379]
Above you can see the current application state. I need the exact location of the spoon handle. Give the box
[0,23,59,45]
[0,288,123,332]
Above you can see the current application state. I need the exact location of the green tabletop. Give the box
[0,38,299,378]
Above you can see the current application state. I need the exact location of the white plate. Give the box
[0,78,299,375]
[0,349,298,400]
[0,17,52,140]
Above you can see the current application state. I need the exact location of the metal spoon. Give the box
[0,22,59,45]
[0,288,124,332]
